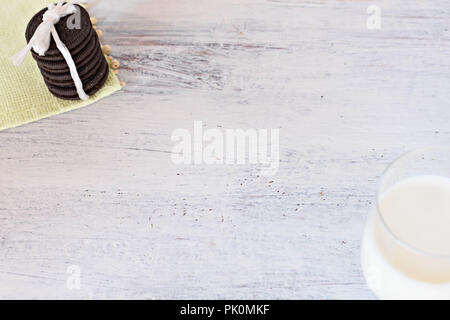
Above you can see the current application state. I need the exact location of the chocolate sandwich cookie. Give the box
[31,28,97,64]
[45,58,110,100]
[39,48,104,81]
[37,33,101,73]
[42,53,106,87]
[24,3,112,100]
[26,4,92,57]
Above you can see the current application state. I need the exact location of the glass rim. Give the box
[375,146,450,260]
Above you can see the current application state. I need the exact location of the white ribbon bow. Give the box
[12,0,89,100]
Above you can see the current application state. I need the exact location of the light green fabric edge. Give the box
[0,0,121,131]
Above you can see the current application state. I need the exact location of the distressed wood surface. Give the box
[0,0,449,299]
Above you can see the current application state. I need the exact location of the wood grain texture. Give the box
[0,0,449,299]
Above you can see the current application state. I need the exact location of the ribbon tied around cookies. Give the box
[12,0,89,100]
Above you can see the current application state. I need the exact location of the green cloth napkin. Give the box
[0,0,121,131]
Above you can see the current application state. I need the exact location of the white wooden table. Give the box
[0,0,449,299]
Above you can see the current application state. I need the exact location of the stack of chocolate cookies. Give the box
[25,4,109,100]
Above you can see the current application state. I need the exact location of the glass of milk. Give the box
[361,147,450,299]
